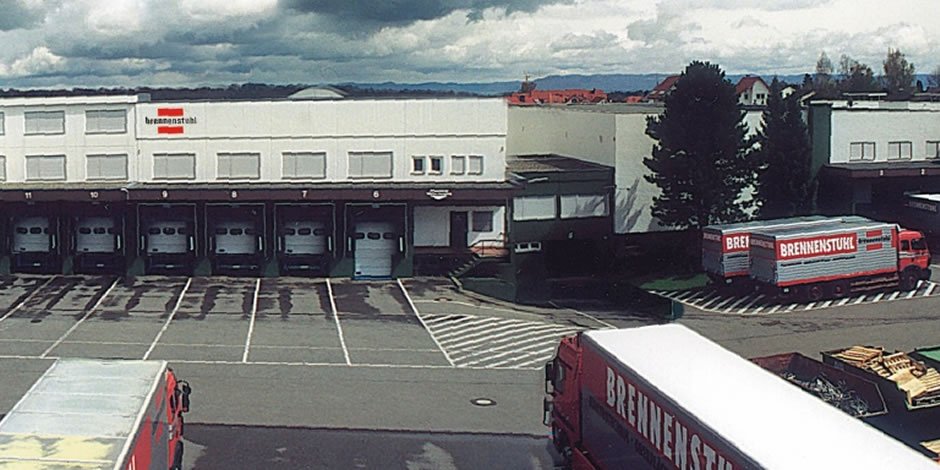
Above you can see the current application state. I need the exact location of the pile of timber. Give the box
[832,346,940,408]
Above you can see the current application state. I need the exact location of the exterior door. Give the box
[354,221,396,278]
[450,212,468,249]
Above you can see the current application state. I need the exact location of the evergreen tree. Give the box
[643,61,754,230]
[752,78,815,218]
[837,55,879,93]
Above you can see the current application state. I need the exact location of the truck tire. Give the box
[807,285,824,302]
[900,270,919,291]
[170,441,184,470]
[831,281,849,298]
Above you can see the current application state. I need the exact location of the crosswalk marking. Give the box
[651,280,940,316]
[420,313,591,369]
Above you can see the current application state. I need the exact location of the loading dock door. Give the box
[354,222,396,278]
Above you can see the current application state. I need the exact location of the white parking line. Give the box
[905,289,918,299]
[548,301,615,329]
[886,291,901,301]
[836,297,851,307]
[398,279,455,367]
[241,278,262,363]
[818,300,833,309]
[421,314,463,325]
[852,295,866,305]
[690,292,719,307]
[489,347,558,368]
[723,294,755,313]
[711,296,737,310]
[0,276,58,324]
[928,283,937,296]
[736,295,765,314]
[461,341,561,367]
[325,279,351,366]
[40,278,119,358]
[446,323,576,353]
[435,318,522,340]
[673,291,697,301]
[143,278,192,360]
[871,292,885,302]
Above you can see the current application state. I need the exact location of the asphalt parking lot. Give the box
[0,275,605,370]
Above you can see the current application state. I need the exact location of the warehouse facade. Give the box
[0,93,514,278]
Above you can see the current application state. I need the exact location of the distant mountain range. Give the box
[340,73,813,96]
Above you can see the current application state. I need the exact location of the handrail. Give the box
[468,235,509,258]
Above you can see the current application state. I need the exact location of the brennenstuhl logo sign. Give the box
[144,108,197,134]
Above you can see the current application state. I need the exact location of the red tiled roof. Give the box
[735,76,768,95]
[507,89,607,105]
[651,75,680,94]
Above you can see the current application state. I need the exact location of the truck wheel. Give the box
[901,270,919,291]
[807,285,824,302]
[831,281,849,298]
[170,441,184,470]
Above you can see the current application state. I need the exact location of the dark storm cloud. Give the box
[281,0,569,25]
[0,0,50,30]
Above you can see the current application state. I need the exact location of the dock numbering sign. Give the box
[144,108,197,135]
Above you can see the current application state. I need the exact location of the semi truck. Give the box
[0,359,192,470]
[542,324,937,469]
[749,219,930,301]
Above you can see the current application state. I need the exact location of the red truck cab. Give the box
[544,333,590,468]
[898,229,931,274]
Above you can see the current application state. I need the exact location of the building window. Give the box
[153,153,196,180]
[283,152,326,179]
[560,194,609,219]
[513,196,556,221]
[25,111,65,135]
[0,112,4,135]
[468,155,484,175]
[0,156,6,181]
[429,156,443,175]
[218,152,261,180]
[451,155,466,175]
[514,242,542,253]
[472,211,494,232]
[926,141,940,159]
[887,141,912,160]
[86,154,128,180]
[85,110,127,134]
[849,142,875,161]
[412,156,426,174]
[26,154,66,181]
[349,151,393,179]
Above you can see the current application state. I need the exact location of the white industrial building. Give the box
[0,92,514,278]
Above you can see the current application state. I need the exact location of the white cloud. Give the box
[0,46,64,77]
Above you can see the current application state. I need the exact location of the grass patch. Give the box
[636,273,708,291]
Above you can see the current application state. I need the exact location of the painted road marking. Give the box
[40,278,119,358]
[399,279,455,368]
[0,276,58,324]
[548,301,615,329]
[241,278,262,363]
[325,278,351,366]
[143,277,193,360]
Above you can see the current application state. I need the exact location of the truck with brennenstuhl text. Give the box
[749,219,930,301]
[0,359,191,470]
[542,324,937,470]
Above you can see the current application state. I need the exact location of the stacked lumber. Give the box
[831,346,940,408]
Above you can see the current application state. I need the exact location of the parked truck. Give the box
[0,359,192,470]
[749,219,930,301]
[542,324,937,469]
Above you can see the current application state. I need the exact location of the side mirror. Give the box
[180,381,192,412]
[544,360,555,394]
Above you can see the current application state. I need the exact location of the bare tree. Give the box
[929,65,940,90]
[882,48,916,97]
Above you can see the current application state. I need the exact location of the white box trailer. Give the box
[702,216,841,286]
[0,359,190,470]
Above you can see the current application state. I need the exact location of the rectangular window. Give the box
[86,154,128,180]
[411,155,426,174]
[514,242,542,253]
[0,112,4,135]
[0,156,6,181]
[85,109,127,134]
[560,194,609,219]
[348,151,393,179]
[513,196,556,221]
[849,142,875,161]
[25,111,65,135]
[468,155,484,175]
[153,153,196,180]
[887,141,912,160]
[282,152,326,179]
[451,155,466,175]
[429,156,443,175]
[218,152,261,180]
[926,141,940,159]
[472,211,494,232]
[26,154,66,181]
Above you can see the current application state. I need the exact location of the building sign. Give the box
[908,199,939,213]
[145,108,197,135]
[426,189,452,201]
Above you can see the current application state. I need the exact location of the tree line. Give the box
[805,48,938,98]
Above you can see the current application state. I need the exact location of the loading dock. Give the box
[138,204,197,275]
[10,210,60,274]
[275,204,334,276]
[72,211,125,274]
[206,204,265,275]
[346,204,406,279]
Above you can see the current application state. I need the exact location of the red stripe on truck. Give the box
[866,243,883,251]
[866,230,882,238]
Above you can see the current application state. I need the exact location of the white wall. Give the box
[413,205,506,247]
[827,105,940,164]
[136,98,508,184]
[0,96,139,183]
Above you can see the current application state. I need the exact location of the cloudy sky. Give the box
[0,0,937,88]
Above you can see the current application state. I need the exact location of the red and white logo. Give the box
[145,108,196,134]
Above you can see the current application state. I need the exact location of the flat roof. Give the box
[507,154,612,173]
[585,324,936,469]
[910,194,940,203]
[511,102,664,115]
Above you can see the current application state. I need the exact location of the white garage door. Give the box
[354,222,396,278]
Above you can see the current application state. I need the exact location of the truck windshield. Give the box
[912,238,927,250]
